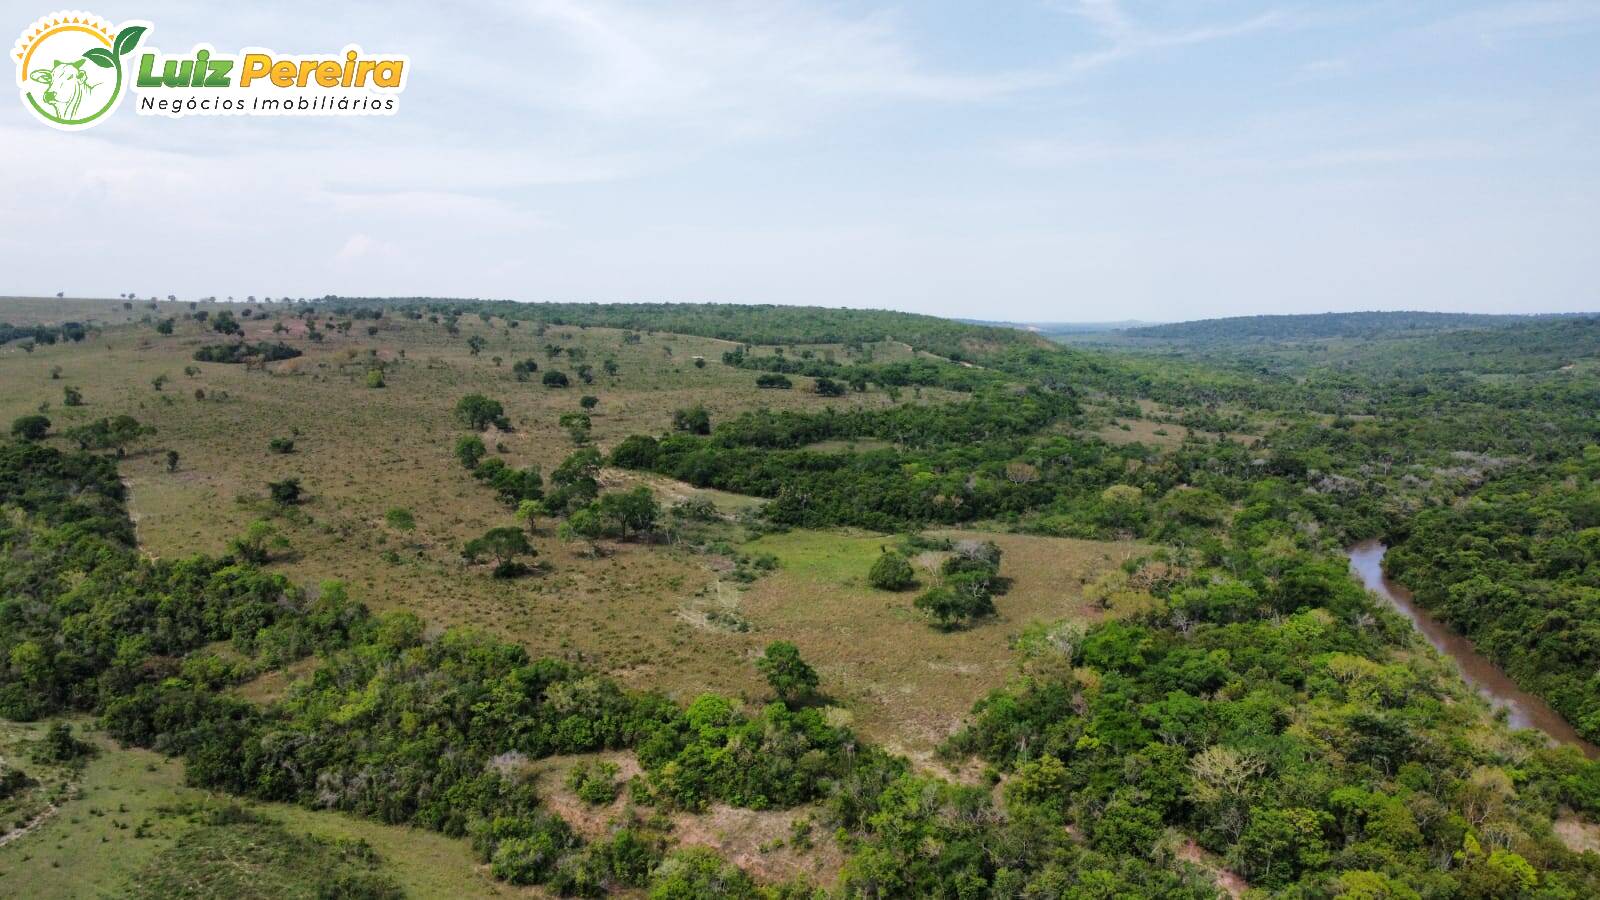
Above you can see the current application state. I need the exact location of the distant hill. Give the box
[960,318,1158,335]
[1120,310,1578,342]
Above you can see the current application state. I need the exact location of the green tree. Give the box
[10,414,50,441]
[165,449,179,472]
[456,394,509,430]
[542,370,570,388]
[672,405,711,435]
[463,526,535,577]
[228,519,286,563]
[868,550,916,591]
[756,641,819,704]
[455,434,487,469]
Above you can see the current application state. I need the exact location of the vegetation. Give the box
[5,297,1600,898]
[755,641,819,705]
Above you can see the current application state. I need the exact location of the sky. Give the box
[4,1,1599,321]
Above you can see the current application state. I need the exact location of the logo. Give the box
[14,11,146,130]
[15,10,408,131]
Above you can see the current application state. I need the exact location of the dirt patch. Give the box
[536,750,842,888]
[1175,836,1247,899]
[1555,816,1600,855]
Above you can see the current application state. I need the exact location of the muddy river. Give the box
[1348,540,1598,758]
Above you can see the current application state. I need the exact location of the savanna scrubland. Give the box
[3,295,1599,898]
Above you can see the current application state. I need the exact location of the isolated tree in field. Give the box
[455,434,487,469]
[165,449,180,472]
[456,394,509,431]
[756,641,818,705]
[463,526,535,577]
[467,335,487,356]
[602,358,619,377]
[62,385,84,406]
[512,358,539,382]
[868,550,916,591]
[579,395,599,410]
[155,317,175,335]
[10,415,50,441]
[365,369,385,389]
[542,370,570,388]
[268,478,303,505]
[576,364,594,384]
[672,404,711,435]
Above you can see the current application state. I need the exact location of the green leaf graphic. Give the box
[82,47,115,68]
[114,25,147,57]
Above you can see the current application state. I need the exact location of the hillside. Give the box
[1120,310,1564,342]
[2,296,1599,898]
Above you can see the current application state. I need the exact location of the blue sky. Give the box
[5,1,1598,320]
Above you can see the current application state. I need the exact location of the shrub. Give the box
[672,405,711,435]
[268,437,295,454]
[10,414,50,441]
[755,373,792,389]
[384,507,415,531]
[542,370,570,388]
[868,550,916,591]
[813,377,845,397]
[268,478,304,505]
[565,760,622,805]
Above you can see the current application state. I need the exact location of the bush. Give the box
[672,405,711,435]
[868,550,916,591]
[384,507,415,530]
[813,377,845,397]
[268,478,303,505]
[32,722,95,763]
[268,437,295,454]
[564,760,622,805]
[542,370,570,388]
[10,414,50,441]
[756,373,792,389]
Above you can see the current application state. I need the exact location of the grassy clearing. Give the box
[737,528,1148,756]
[0,720,517,899]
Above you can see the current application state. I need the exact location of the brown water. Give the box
[1348,540,1598,758]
